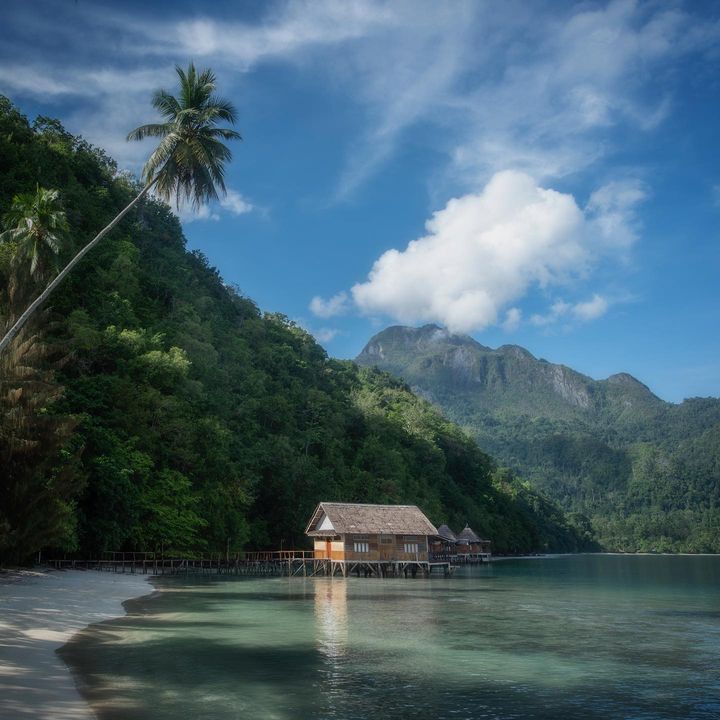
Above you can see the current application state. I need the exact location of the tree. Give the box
[0,329,80,564]
[0,186,68,282]
[0,63,241,357]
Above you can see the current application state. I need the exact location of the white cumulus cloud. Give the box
[351,171,637,333]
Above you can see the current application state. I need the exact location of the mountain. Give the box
[0,97,590,564]
[358,324,662,420]
[357,325,720,552]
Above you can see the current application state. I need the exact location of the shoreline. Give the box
[491,551,720,561]
[0,568,152,719]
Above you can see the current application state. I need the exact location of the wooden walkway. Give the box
[47,551,465,578]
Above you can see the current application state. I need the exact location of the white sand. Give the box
[0,569,151,720]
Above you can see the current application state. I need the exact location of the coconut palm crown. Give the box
[0,186,68,280]
[127,63,242,211]
[0,62,241,357]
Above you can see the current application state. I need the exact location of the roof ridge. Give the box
[320,502,420,508]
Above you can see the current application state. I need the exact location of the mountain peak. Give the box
[607,372,645,387]
[356,324,666,421]
[358,325,485,361]
[498,344,536,361]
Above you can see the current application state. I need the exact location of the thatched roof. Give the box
[456,524,481,543]
[435,524,457,542]
[305,502,438,537]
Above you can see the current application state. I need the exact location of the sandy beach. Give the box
[0,569,151,720]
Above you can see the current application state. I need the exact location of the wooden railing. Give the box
[47,549,316,570]
[429,552,454,562]
[242,550,315,561]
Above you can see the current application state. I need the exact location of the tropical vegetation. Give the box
[357,325,720,553]
[0,63,241,356]
[0,95,590,565]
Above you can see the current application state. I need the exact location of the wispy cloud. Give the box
[530,301,573,328]
[445,1,719,188]
[586,179,647,249]
[168,187,253,224]
[309,291,350,318]
[172,1,395,67]
[220,189,253,216]
[175,204,220,224]
[531,295,610,327]
[313,327,340,344]
[573,294,609,321]
[1,0,716,196]
[502,307,522,332]
[712,184,720,208]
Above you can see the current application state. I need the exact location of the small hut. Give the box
[430,523,457,560]
[305,502,437,562]
[455,524,491,559]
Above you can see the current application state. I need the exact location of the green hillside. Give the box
[0,98,591,564]
[357,324,720,552]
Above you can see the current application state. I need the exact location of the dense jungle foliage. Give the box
[357,325,720,553]
[0,98,591,564]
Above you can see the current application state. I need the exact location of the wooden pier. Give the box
[47,550,459,578]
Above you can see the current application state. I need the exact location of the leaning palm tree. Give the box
[0,63,241,356]
[0,186,68,282]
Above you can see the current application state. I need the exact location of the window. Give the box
[380,535,394,544]
[404,543,419,554]
[353,542,369,553]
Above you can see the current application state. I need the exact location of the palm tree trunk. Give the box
[0,177,158,357]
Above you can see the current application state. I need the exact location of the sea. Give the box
[59,555,720,720]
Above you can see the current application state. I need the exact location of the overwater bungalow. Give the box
[305,502,438,563]
[430,523,458,560]
[455,524,492,562]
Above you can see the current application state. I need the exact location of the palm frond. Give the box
[0,186,67,281]
[151,89,182,120]
[202,96,238,124]
[127,123,172,142]
[128,62,241,209]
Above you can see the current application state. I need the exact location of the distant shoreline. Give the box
[492,551,720,561]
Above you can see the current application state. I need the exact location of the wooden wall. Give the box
[342,534,429,562]
[313,539,345,560]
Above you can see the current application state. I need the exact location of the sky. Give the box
[1,0,719,402]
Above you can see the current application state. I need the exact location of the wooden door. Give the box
[379,535,394,560]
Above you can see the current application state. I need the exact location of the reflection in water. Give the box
[314,579,349,719]
[314,579,348,660]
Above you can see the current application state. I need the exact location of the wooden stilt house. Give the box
[305,502,438,562]
[430,524,458,561]
[455,524,492,560]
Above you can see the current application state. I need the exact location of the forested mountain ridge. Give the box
[0,97,591,564]
[357,325,720,552]
[357,324,666,423]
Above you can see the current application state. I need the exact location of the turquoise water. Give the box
[61,555,720,719]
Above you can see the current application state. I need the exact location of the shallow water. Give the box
[60,555,720,720]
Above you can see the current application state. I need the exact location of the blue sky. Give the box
[1,0,719,402]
